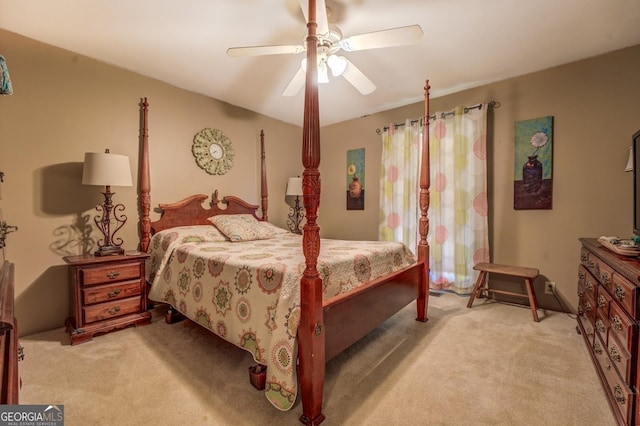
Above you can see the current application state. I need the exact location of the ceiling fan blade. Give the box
[341,58,376,95]
[282,66,306,97]
[226,44,305,57]
[340,25,423,52]
[299,0,329,35]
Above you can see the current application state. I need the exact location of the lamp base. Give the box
[94,245,125,256]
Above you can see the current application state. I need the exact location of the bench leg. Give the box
[467,270,487,308]
[524,277,540,322]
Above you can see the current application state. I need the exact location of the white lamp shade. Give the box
[286,177,303,196]
[82,151,133,186]
[625,146,634,172]
[327,55,347,77]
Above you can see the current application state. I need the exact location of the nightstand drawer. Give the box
[81,262,142,286]
[83,297,143,323]
[82,279,142,305]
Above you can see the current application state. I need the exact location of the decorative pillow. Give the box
[208,214,276,242]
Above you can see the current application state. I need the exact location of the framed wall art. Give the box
[514,116,553,210]
[346,148,365,210]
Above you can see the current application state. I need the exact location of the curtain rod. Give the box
[376,100,500,134]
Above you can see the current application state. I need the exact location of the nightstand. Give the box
[63,251,151,345]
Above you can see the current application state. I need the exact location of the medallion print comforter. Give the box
[146,225,416,411]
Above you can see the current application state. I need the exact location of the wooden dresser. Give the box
[64,252,151,345]
[0,260,19,403]
[578,238,640,425]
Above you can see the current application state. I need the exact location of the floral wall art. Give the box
[514,116,553,210]
[346,148,365,210]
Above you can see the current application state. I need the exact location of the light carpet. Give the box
[18,292,614,425]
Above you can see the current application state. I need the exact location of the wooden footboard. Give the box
[323,261,427,361]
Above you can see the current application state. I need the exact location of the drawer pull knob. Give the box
[106,271,120,280]
[586,281,593,292]
[584,301,592,312]
[609,345,621,363]
[595,319,605,333]
[594,341,602,355]
[611,315,623,332]
[108,306,121,315]
[581,254,588,262]
[614,286,625,301]
[108,289,122,298]
[602,274,611,284]
[597,295,606,308]
[614,385,626,405]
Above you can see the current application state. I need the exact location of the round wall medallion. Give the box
[192,128,235,175]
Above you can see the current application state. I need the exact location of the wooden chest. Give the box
[64,252,151,345]
[578,238,640,425]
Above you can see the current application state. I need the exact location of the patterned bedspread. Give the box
[146,225,416,411]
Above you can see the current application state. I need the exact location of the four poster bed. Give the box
[138,3,431,425]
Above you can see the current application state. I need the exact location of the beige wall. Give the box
[0,30,303,336]
[320,44,640,312]
[2,28,639,335]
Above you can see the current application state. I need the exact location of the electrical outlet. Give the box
[545,281,556,295]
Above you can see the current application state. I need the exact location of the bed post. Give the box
[416,81,430,322]
[260,130,268,221]
[139,97,151,253]
[298,0,325,424]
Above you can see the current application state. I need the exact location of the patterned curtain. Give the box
[379,105,489,294]
[429,105,489,293]
[379,120,422,254]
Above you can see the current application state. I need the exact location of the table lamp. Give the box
[82,149,133,256]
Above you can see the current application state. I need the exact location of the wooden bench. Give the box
[467,262,541,322]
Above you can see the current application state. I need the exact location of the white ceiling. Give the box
[1,0,639,127]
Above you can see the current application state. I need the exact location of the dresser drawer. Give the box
[81,262,142,286]
[580,247,591,268]
[580,291,597,325]
[594,309,608,341]
[83,297,143,324]
[578,314,595,346]
[594,335,635,425]
[611,273,639,319]
[609,301,636,351]
[593,256,615,288]
[583,269,597,301]
[596,285,611,319]
[82,279,142,305]
[607,332,633,384]
[578,265,598,300]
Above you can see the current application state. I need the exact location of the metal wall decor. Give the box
[192,128,235,175]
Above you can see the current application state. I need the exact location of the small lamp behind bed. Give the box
[285,176,304,234]
[82,149,133,256]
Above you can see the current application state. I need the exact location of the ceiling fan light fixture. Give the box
[318,61,329,84]
[327,55,347,77]
[301,58,330,84]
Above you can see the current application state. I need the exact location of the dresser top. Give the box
[581,237,640,286]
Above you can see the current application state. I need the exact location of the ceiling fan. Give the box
[226,0,423,96]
